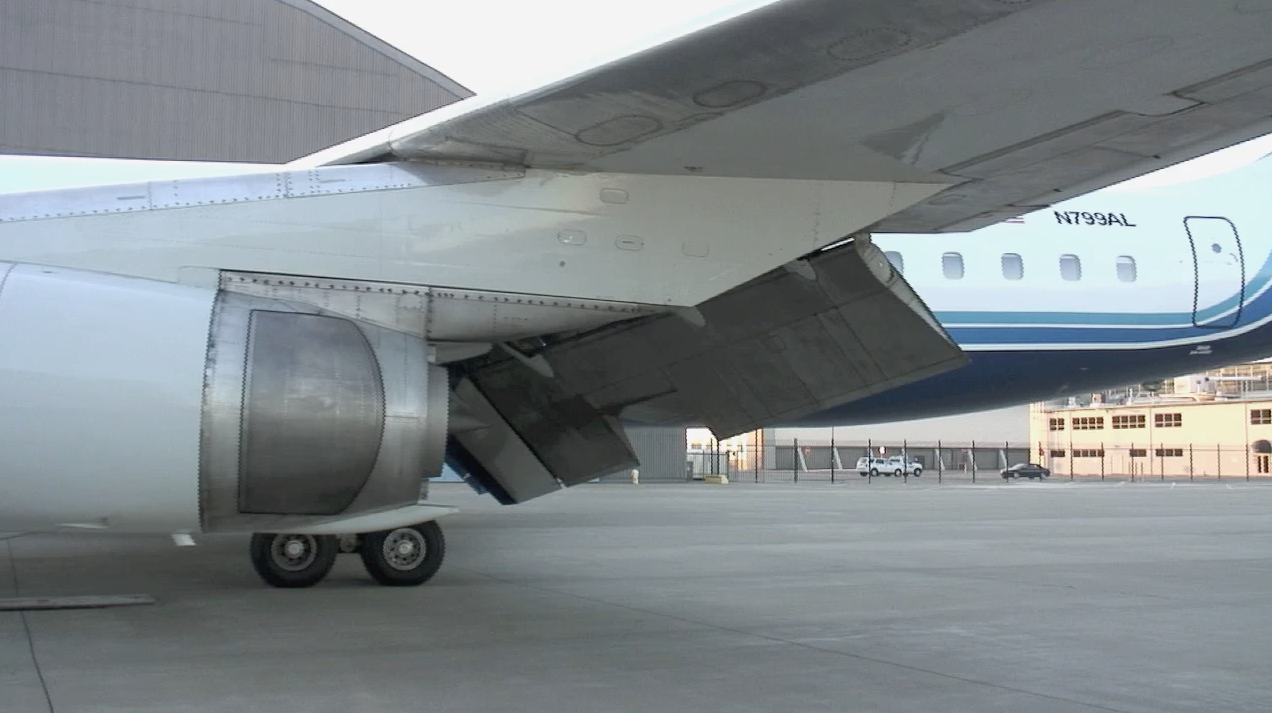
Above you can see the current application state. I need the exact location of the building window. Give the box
[1050,449,1066,458]
[1001,253,1023,280]
[1259,455,1269,474]
[1252,409,1271,425]
[885,251,904,274]
[1155,447,1184,457]
[1129,448,1147,458]
[1060,254,1082,281]
[942,252,964,279]
[1112,414,1146,429]
[1155,413,1182,428]
[1049,418,1065,431]
[1074,448,1105,458]
[1116,255,1137,283]
[1073,416,1104,430]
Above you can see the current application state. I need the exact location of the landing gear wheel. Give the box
[250,533,338,588]
[359,522,445,587]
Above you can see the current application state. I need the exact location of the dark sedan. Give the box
[1001,463,1050,480]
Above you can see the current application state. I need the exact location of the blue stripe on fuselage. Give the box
[931,234,1272,336]
[793,243,1272,425]
[933,249,1272,347]
[796,320,1272,427]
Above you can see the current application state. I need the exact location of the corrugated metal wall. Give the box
[602,427,687,482]
[0,0,470,162]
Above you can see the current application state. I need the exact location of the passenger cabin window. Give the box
[885,251,904,274]
[942,252,964,280]
[1001,253,1023,280]
[1117,256,1137,283]
[1059,254,1082,281]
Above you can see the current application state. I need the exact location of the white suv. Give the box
[856,456,922,477]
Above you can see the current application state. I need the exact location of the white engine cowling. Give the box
[0,263,448,534]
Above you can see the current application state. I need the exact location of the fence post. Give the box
[754,432,759,483]
[1247,442,1251,482]
[971,440,976,483]
[1189,444,1194,482]
[831,427,836,484]
[937,440,943,483]
[1217,443,1222,481]
[868,438,873,484]
[1100,443,1105,482]
[903,439,909,483]
[793,437,799,483]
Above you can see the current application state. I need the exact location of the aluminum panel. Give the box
[199,292,447,532]
[239,311,385,515]
[465,239,968,439]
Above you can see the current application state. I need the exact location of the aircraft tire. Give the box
[250,533,338,588]
[359,522,445,587]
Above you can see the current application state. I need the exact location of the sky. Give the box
[0,0,1270,194]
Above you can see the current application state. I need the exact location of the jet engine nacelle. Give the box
[0,263,447,534]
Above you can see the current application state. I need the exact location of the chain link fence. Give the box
[630,437,1272,484]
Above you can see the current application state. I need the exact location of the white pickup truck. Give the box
[856,455,923,477]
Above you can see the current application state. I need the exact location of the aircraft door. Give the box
[1184,217,1244,329]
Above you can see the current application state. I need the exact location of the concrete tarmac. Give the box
[3,481,1271,713]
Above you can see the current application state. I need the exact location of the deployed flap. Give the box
[445,370,639,505]
[463,239,967,440]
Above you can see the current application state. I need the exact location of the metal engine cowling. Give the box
[199,293,449,533]
[0,263,447,534]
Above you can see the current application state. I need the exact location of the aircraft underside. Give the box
[0,165,968,587]
[6,0,1272,587]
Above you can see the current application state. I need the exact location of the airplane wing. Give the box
[286,0,1272,500]
[294,0,1272,233]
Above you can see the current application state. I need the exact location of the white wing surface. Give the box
[296,0,1272,232]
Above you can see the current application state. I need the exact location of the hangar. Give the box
[0,0,468,163]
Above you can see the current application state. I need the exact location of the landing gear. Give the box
[249,533,338,588]
[249,522,446,588]
[359,522,445,587]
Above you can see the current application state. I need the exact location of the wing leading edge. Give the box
[297,0,1272,233]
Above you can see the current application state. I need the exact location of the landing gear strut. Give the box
[249,522,446,588]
